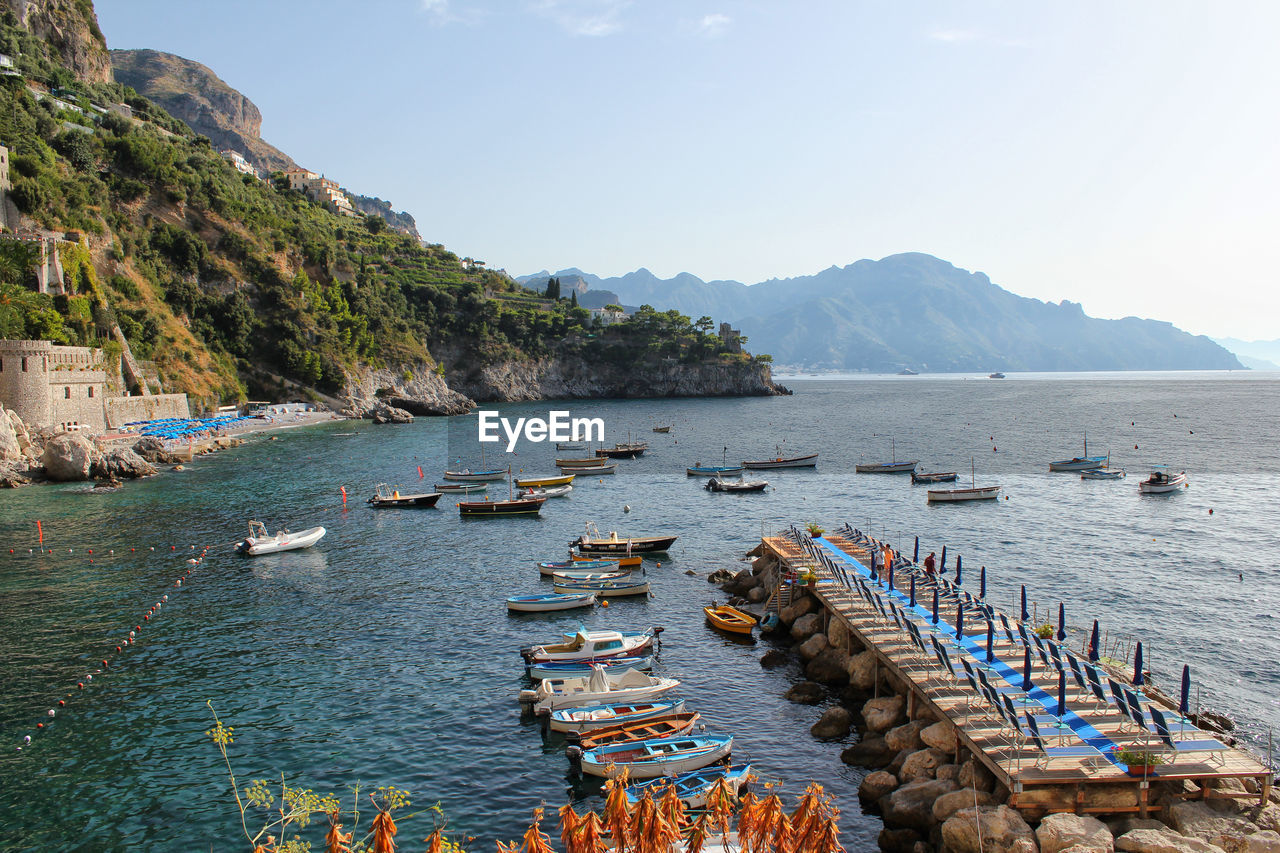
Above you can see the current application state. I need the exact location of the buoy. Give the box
[23,735,30,744]
[58,700,64,706]
[47,709,55,717]
[77,683,83,689]
[170,546,175,551]
[623,505,630,513]
[37,723,43,729]
[601,600,609,608]
[1209,508,1214,515]
[88,550,92,554]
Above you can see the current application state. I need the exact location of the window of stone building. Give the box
[65,386,70,398]
[21,356,27,371]
[88,387,94,398]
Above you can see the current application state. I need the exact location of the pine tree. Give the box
[570,290,578,308]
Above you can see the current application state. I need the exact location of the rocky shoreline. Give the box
[712,550,1280,853]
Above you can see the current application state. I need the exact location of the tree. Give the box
[544,276,560,300]
[695,315,714,334]
[364,214,385,234]
[569,290,577,308]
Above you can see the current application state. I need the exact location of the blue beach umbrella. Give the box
[1180,665,1191,716]
[941,545,947,570]
[888,562,895,592]
[869,549,878,582]
[1133,641,1145,686]
[980,566,987,599]
[909,574,916,608]
[1057,602,1066,642]
[1088,620,1100,662]
[913,536,919,563]
[1022,645,1033,691]
[986,620,995,662]
[1057,667,1067,717]
[955,555,963,585]
[955,602,964,639]
[932,590,939,625]
[1020,585,1029,622]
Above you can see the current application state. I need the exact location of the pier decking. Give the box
[761,527,1272,817]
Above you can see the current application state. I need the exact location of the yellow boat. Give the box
[573,553,642,568]
[703,603,757,635]
[514,473,576,488]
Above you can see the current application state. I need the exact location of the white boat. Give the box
[519,665,681,713]
[537,559,619,577]
[571,734,734,779]
[546,699,687,733]
[507,592,597,612]
[855,436,917,473]
[518,484,573,499]
[927,460,1001,503]
[1081,468,1125,480]
[742,446,818,469]
[557,464,616,475]
[442,468,508,481]
[552,570,632,584]
[556,442,587,451]
[553,577,651,597]
[1139,469,1188,494]
[1049,432,1107,471]
[520,628,660,663]
[235,520,326,555]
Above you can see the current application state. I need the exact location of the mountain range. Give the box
[521,254,1243,372]
[1211,338,1280,370]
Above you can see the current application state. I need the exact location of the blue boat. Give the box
[537,559,617,576]
[570,733,733,779]
[526,654,653,681]
[1049,433,1107,471]
[506,592,596,613]
[547,698,688,733]
[624,763,752,808]
[687,465,745,477]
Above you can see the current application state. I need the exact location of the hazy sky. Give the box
[95,1,1279,339]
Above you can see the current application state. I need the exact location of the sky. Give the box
[94,1,1280,340]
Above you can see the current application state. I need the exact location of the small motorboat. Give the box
[526,654,653,681]
[366,483,442,508]
[1139,469,1188,494]
[988,372,1006,379]
[442,468,508,481]
[236,520,326,556]
[518,666,680,713]
[572,523,677,555]
[556,441,587,451]
[557,463,616,475]
[704,603,757,635]
[623,763,752,808]
[927,485,1001,503]
[568,733,733,779]
[704,477,768,493]
[596,446,646,459]
[553,577,651,597]
[520,628,661,663]
[434,482,487,493]
[515,473,575,488]
[507,592,597,613]
[537,559,618,577]
[519,484,573,499]
[912,471,958,484]
[687,465,745,477]
[1081,468,1125,480]
[652,425,672,433]
[458,496,546,516]
[546,699,687,734]
[570,711,701,749]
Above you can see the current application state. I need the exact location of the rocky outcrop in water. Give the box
[341,363,473,419]
[40,432,95,481]
[92,447,156,480]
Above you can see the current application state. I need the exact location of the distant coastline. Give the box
[775,368,1275,382]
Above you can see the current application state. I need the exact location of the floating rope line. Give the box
[13,544,211,753]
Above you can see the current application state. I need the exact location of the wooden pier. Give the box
[761,528,1272,818]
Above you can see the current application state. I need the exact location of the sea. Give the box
[1,372,1278,851]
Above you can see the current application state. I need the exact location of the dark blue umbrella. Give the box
[1020,585,1029,622]
[955,602,964,639]
[887,562,895,592]
[913,536,919,563]
[1022,645,1033,691]
[1057,602,1066,642]
[955,555,963,585]
[1133,641,1145,686]
[869,550,878,582]
[1057,667,1067,717]
[941,545,947,570]
[932,589,939,625]
[980,566,987,599]
[1088,620,1100,662]
[1180,665,1191,716]
[986,619,995,662]
[909,574,916,608]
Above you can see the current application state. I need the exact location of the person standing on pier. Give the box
[883,543,894,574]
[924,551,937,576]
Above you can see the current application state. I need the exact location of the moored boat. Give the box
[1139,469,1187,493]
[519,666,681,713]
[687,465,745,477]
[435,482,487,493]
[572,553,641,568]
[520,628,660,663]
[1081,468,1125,480]
[515,473,575,488]
[537,559,618,576]
[551,570,632,584]
[652,425,672,433]
[519,484,573,499]
[623,763,752,808]
[443,468,508,481]
[927,485,1001,503]
[571,711,701,749]
[569,733,733,779]
[458,495,546,516]
[526,654,653,681]
[507,592,597,612]
[572,523,677,555]
[557,457,609,468]
[366,483,442,508]
[704,603,757,635]
[742,449,818,469]
[855,436,917,474]
[546,699,687,733]
[557,463,617,475]
[556,442,587,451]
[1049,433,1107,471]
[911,471,957,484]
[236,520,326,555]
[596,446,646,459]
[704,477,768,493]
[553,577,651,597]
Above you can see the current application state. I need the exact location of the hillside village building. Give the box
[284,167,358,217]
[221,149,258,178]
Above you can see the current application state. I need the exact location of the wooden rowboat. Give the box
[435,482,487,493]
[557,464,617,475]
[458,496,546,516]
[572,553,642,568]
[570,734,733,779]
[704,604,757,635]
[515,473,575,488]
[546,699,687,733]
[507,592,596,612]
[570,711,701,749]
[624,763,752,808]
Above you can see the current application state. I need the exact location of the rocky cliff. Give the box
[6,0,110,82]
[340,361,473,418]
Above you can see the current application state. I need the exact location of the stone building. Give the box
[0,339,189,433]
[284,167,358,216]
[719,322,743,354]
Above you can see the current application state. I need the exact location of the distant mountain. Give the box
[1213,337,1280,369]
[525,253,1243,372]
[110,49,421,239]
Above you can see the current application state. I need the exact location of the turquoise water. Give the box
[1,376,1278,850]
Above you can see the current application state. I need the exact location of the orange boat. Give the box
[568,712,701,749]
[572,553,642,568]
[704,603,756,635]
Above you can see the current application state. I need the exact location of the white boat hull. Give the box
[1140,472,1187,493]
[237,526,326,555]
[927,486,1001,502]
[507,593,597,612]
[554,579,650,596]
[522,671,680,713]
[742,453,818,469]
[855,460,918,474]
[579,738,733,779]
[443,470,508,481]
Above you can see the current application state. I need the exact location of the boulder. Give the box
[707,568,735,584]
[40,433,97,481]
[932,788,998,824]
[1037,813,1114,853]
[759,649,790,668]
[898,748,948,782]
[1168,801,1256,850]
[935,763,961,782]
[958,758,995,793]
[941,805,1038,853]
[1245,831,1280,853]
[370,402,413,424]
[746,586,767,603]
[885,720,931,753]
[784,681,824,704]
[779,594,817,626]
[0,460,31,487]
[887,747,914,779]
[921,720,960,753]
[798,632,829,662]
[878,828,923,853]
[847,650,879,690]
[1107,820,1171,839]
[810,706,853,739]
[791,612,822,641]
[805,647,850,684]
[880,778,959,832]
[828,618,851,650]
[859,769,899,804]
[0,407,19,461]
[1115,828,1228,853]
[841,735,898,769]
[863,695,906,733]
[1254,805,1280,834]
[92,447,156,480]
[131,436,180,464]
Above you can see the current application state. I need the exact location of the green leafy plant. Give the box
[1114,744,1168,767]
[804,523,824,537]
[1035,624,1054,639]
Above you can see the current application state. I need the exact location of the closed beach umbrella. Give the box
[941,545,947,570]
[869,549,878,582]
[986,619,995,662]
[909,574,916,608]
[1133,641,1145,686]
[1088,620,1100,663]
[955,555,963,585]
[980,566,987,599]
[888,562,894,592]
[913,536,919,563]
[1020,585,1029,622]
[1057,667,1067,717]
[1057,602,1066,642]
[955,602,964,639]
[1180,664,1191,717]
[932,589,939,625]
[1022,645,1033,691]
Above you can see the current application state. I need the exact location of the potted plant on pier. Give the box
[1035,624,1055,639]
[1114,744,1168,776]
[799,569,818,587]
[805,523,824,538]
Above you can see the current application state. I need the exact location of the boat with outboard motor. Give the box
[366,484,442,508]
[572,522,677,555]
[236,520,326,555]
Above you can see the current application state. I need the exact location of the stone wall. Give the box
[103,394,190,428]
[0,339,53,428]
[47,368,106,431]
